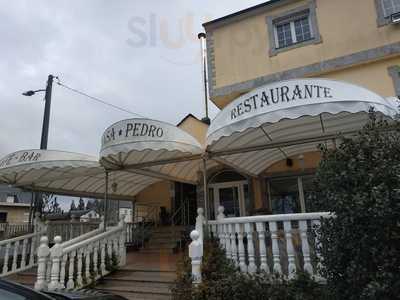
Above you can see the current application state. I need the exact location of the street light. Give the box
[22,74,54,150]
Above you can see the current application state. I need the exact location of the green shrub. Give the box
[172,239,328,300]
[310,110,400,299]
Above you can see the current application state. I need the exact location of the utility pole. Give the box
[23,74,55,219]
[40,74,54,149]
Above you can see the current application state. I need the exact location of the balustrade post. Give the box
[236,223,247,272]
[85,245,92,285]
[11,240,19,272]
[66,251,76,290]
[76,249,83,287]
[224,224,231,260]
[3,243,10,274]
[284,221,296,279]
[229,224,238,266]
[195,208,204,243]
[100,240,106,275]
[269,221,282,274]
[216,206,225,249]
[34,236,50,291]
[119,215,126,266]
[93,244,99,278]
[256,222,269,273]
[59,254,67,289]
[299,221,313,274]
[29,235,36,266]
[21,238,28,269]
[48,236,63,291]
[245,223,257,274]
[189,230,203,285]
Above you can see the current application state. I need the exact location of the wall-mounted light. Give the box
[298,154,305,171]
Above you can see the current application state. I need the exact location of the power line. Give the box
[56,79,147,118]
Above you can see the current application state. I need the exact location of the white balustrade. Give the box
[0,214,46,278]
[34,214,126,291]
[207,209,331,279]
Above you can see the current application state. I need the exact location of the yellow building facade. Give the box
[134,0,400,222]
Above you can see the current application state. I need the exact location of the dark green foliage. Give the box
[172,239,328,300]
[310,111,400,299]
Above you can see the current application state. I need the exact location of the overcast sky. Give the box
[0,0,266,158]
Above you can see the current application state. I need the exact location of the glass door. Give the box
[218,186,240,217]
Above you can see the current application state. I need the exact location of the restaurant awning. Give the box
[100,118,204,184]
[0,149,160,200]
[206,78,398,176]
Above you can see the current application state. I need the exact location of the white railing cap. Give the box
[208,212,331,225]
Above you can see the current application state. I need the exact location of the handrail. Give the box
[170,205,183,226]
[61,228,102,248]
[208,212,331,224]
[63,225,121,254]
[0,230,44,246]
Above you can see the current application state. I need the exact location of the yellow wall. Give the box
[177,116,209,146]
[208,0,400,107]
[135,181,171,211]
[0,206,30,223]
[264,151,321,175]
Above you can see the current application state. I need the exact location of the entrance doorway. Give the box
[207,170,249,219]
[209,182,248,218]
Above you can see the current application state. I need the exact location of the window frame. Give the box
[266,0,321,56]
[375,0,400,26]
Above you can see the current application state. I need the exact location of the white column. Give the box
[34,236,50,291]
[256,222,269,273]
[245,222,256,274]
[236,223,247,272]
[48,236,63,291]
[284,221,296,279]
[269,221,282,274]
[189,230,203,285]
[119,218,126,267]
[299,220,313,274]
[29,235,36,266]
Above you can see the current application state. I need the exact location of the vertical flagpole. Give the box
[103,170,109,231]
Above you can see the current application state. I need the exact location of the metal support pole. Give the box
[202,158,209,228]
[198,32,210,125]
[103,171,109,231]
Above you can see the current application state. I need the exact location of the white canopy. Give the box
[207,78,398,176]
[0,149,160,200]
[100,118,203,184]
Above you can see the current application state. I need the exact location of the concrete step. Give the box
[146,243,177,249]
[99,278,172,290]
[106,270,176,283]
[95,285,171,298]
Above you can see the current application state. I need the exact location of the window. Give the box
[274,15,312,49]
[266,174,315,214]
[381,0,400,17]
[267,1,321,56]
[375,0,400,26]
